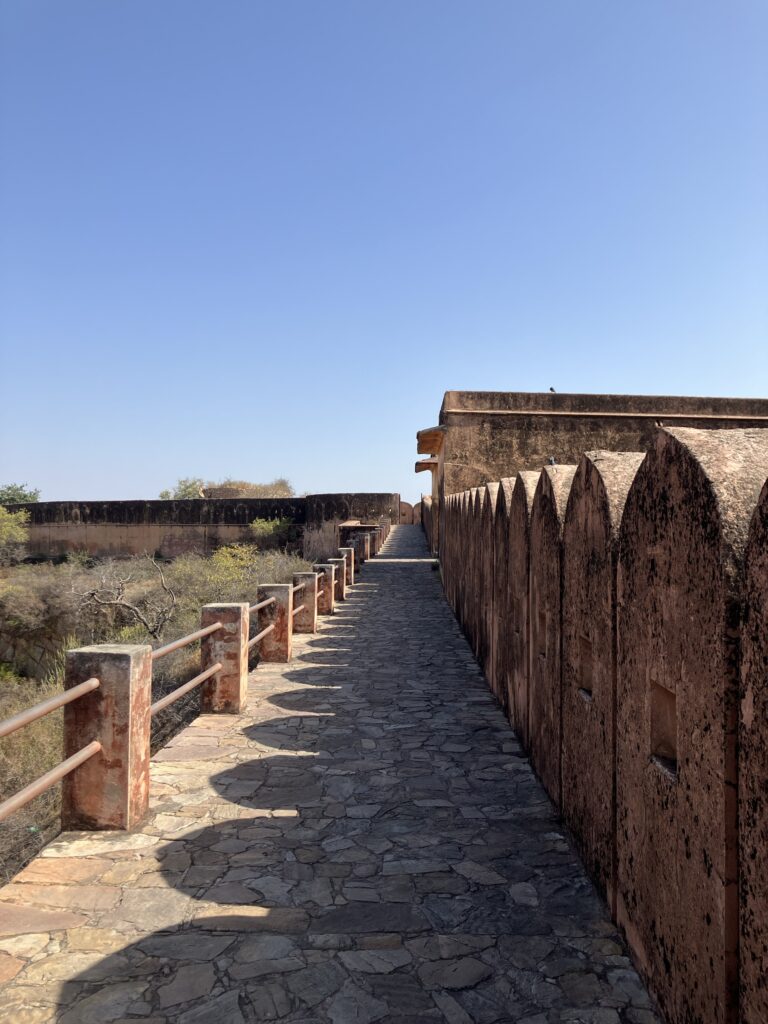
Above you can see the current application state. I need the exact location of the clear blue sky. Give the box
[1,2,766,504]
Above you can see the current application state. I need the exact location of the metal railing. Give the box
[0,524,390,831]
[151,621,223,661]
[0,677,100,740]
[0,741,103,823]
[248,623,275,650]
[151,662,223,717]
[0,677,103,823]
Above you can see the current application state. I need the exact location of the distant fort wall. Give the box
[11,493,401,559]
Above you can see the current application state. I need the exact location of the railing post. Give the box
[314,564,336,614]
[257,584,293,662]
[62,644,152,830]
[293,572,319,633]
[200,603,249,713]
[351,534,365,569]
[328,556,347,601]
[339,547,355,585]
[361,533,372,562]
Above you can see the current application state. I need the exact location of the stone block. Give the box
[292,573,319,634]
[617,427,768,1024]
[200,603,249,714]
[328,557,347,601]
[561,452,643,912]
[480,483,499,688]
[492,478,515,716]
[740,477,768,1024]
[313,564,336,615]
[256,585,293,663]
[62,644,152,830]
[339,547,355,585]
[508,472,543,748]
[529,463,576,807]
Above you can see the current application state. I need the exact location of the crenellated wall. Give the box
[437,427,768,1024]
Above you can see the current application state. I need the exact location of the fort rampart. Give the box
[9,493,401,559]
[437,426,768,1024]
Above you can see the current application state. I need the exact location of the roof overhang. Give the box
[417,426,445,455]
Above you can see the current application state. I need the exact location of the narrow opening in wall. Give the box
[578,634,593,702]
[651,681,677,777]
[538,608,547,659]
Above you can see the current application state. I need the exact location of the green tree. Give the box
[159,477,296,500]
[205,478,295,498]
[0,483,40,504]
[0,506,30,563]
[158,478,205,500]
[249,517,297,549]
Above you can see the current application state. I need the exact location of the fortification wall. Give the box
[427,390,768,499]
[11,494,400,559]
[437,426,768,1024]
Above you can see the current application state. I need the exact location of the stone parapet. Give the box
[435,424,768,1024]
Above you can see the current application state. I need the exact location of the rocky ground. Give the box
[0,526,660,1024]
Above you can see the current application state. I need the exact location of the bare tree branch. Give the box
[74,555,177,640]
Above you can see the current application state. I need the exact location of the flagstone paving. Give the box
[0,526,661,1023]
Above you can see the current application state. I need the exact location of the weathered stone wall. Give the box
[305,493,400,527]
[491,478,514,714]
[437,425,768,1024]
[741,480,768,1024]
[11,494,400,559]
[507,471,540,747]
[561,451,644,915]
[433,390,768,498]
[529,464,576,807]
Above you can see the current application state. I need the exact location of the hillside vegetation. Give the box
[0,541,309,880]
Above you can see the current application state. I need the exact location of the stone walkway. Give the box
[0,527,660,1024]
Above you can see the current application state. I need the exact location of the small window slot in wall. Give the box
[538,608,547,658]
[651,681,677,777]
[578,634,593,702]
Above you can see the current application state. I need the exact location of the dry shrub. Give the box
[302,521,339,563]
[0,543,311,878]
[0,667,62,881]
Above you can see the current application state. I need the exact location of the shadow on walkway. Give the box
[6,527,662,1024]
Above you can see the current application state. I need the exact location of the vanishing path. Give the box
[0,526,659,1023]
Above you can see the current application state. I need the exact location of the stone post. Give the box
[328,556,347,601]
[257,584,293,662]
[200,603,249,713]
[339,546,355,585]
[62,644,152,830]
[292,572,319,633]
[314,564,336,614]
[353,534,366,568]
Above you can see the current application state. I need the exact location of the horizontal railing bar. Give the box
[0,678,100,740]
[151,622,222,662]
[292,582,306,594]
[249,597,276,614]
[150,662,223,717]
[0,740,103,824]
[317,589,324,598]
[248,623,275,650]
[292,604,306,618]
